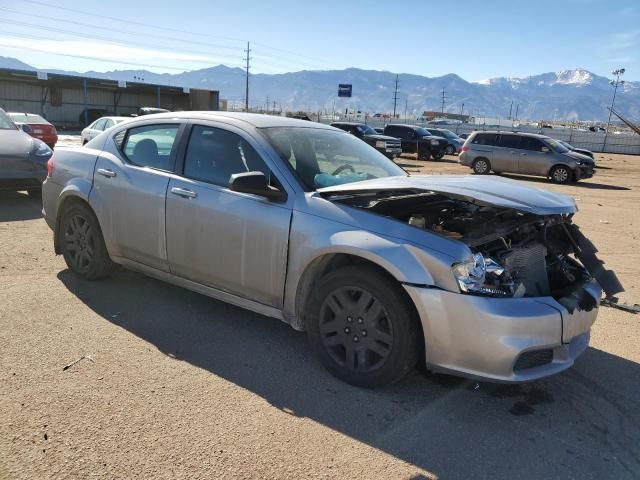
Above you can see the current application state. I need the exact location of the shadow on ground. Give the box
[497,173,631,190]
[0,191,43,222]
[58,269,640,479]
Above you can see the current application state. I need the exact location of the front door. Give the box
[165,123,292,308]
[91,122,183,271]
[517,137,552,176]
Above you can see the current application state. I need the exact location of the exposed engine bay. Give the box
[329,190,623,307]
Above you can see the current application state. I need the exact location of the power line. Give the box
[11,2,339,70]
[0,42,217,72]
[244,42,252,112]
[0,20,246,66]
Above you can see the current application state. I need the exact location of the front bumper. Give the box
[404,278,601,382]
[576,165,595,180]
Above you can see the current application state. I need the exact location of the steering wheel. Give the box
[331,164,356,176]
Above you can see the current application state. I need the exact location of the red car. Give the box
[7,112,58,149]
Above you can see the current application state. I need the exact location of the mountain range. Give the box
[1,56,638,121]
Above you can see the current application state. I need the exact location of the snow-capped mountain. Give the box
[1,56,638,121]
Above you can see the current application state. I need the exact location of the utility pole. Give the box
[392,74,399,118]
[440,88,447,115]
[266,96,269,113]
[243,41,251,112]
[456,102,465,134]
[603,68,625,151]
[515,104,519,121]
[404,96,408,122]
[508,101,513,119]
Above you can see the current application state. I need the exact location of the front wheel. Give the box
[306,266,420,388]
[59,202,117,279]
[550,165,573,184]
[432,151,445,160]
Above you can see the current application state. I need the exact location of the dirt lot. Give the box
[1,143,639,479]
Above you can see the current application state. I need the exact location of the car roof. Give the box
[128,111,335,130]
[386,124,421,129]
[472,130,550,140]
[331,122,364,126]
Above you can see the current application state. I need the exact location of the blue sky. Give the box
[0,0,638,80]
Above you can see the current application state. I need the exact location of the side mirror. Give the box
[541,146,550,153]
[20,124,33,134]
[229,171,286,201]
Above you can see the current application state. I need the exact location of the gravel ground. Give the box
[1,142,639,479]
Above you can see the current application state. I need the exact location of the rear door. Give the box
[91,121,184,271]
[165,122,292,307]
[495,134,521,172]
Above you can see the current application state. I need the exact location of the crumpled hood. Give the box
[318,175,577,215]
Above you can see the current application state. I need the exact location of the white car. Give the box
[81,116,129,145]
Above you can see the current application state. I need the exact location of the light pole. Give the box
[603,68,625,151]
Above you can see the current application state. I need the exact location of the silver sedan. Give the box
[42,112,621,387]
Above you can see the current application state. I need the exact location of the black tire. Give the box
[549,165,573,184]
[305,265,421,388]
[418,150,431,161]
[58,202,117,280]
[27,188,41,199]
[472,157,491,174]
[445,145,455,155]
[432,151,445,160]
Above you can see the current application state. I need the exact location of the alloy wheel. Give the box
[474,159,489,174]
[63,214,95,273]
[553,167,569,183]
[318,286,394,373]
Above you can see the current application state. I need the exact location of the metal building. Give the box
[0,67,220,129]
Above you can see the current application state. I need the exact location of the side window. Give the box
[473,133,499,146]
[93,119,106,131]
[103,119,114,129]
[183,125,274,189]
[499,135,521,149]
[122,124,180,171]
[520,137,545,152]
[384,126,397,137]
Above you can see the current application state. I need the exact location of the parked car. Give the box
[81,116,130,145]
[330,122,402,158]
[424,127,465,154]
[0,108,53,197]
[459,131,595,184]
[7,112,58,149]
[42,112,620,387]
[383,124,447,160]
[557,140,595,160]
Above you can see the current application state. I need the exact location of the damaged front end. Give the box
[328,189,623,310]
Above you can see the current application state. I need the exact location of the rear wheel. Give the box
[445,145,455,155]
[306,266,420,388]
[550,165,572,184]
[59,202,116,279]
[472,158,491,174]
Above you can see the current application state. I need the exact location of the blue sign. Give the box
[338,84,352,97]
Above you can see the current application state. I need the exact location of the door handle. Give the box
[170,187,197,198]
[97,168,116,178]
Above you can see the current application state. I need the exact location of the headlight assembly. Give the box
[375,140,386,148]
[430,139,439,146]
[452,252,486,293]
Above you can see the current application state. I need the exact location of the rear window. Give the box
[8,112,49,124]
[472,133,499,146]
[0,109,17,130]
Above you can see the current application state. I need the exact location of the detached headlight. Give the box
[430,139,439,146]
[375,140,386,148]
[452,252,486,293]
[33,140,52,156]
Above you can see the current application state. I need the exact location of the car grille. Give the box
[514,349,553,371]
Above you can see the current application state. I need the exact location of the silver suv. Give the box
[42,112,620,387]
[459,131,595,184]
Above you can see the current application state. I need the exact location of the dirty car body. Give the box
[42,112,621,387]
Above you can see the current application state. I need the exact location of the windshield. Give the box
[415,127,432,137]
[358,125,378,135]
[559,140,574,150]
[545,138,569,153]
[436,129,457,139]
[261,127,406,191]
[8,113,48,124]
[0,109,17,130]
